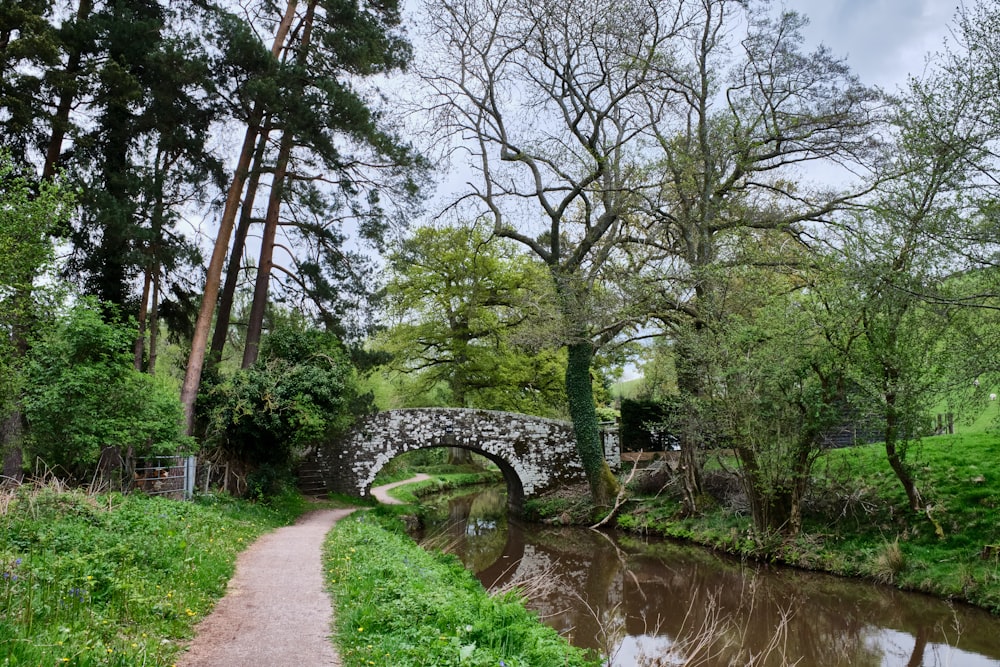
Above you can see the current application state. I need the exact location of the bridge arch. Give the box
[311,408,618,514]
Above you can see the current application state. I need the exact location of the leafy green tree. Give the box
[200,326,361,475]
[708,252,846,535]
[22,298,190,479]
[637,1,881,512]
[378,224,567,417]
[0,153,73,475]
[820,61,999,513]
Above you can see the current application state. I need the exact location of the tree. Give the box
[238,0,419,366]
[378,223,567,417]
[821,62,999,513]
[181,0,419,431]
[636,1,881,512]
[22,298,190,480]
[65,0,222,316]
[707,245,846,535]
[419,0,685,504]
[0,0,62,166]
[0,153,73,477]
[180,0,311,432]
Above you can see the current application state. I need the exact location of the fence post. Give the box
[184,456,197,500]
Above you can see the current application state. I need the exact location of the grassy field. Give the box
[0,484,307,666]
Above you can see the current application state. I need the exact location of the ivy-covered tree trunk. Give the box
[566,340,617,507]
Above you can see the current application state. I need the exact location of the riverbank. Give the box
[323,506,599,667]
[526,432,1000,615]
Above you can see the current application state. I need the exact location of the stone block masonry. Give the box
[309,408,620,513]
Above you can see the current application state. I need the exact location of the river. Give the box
[414,485,1000,666]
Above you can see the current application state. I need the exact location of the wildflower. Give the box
[357,626,364,633]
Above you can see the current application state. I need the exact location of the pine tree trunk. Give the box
[242,3,316,369]
[134,267,151,370]
[209,120,273,369]
[180,124,260,430]
[148,265,160,374]
[179,0,300,433]
[242,131,296,368]
[42,0,93,181]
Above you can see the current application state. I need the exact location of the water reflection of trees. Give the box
[416,487,1000,666]
[417,486,510,572]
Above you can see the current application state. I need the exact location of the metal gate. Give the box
[133,456,196,500]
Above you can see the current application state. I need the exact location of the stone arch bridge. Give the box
[301,408,620,513]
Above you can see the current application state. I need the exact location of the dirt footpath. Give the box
[369,473,430,504]
[177,477,428,666]
[177,508,354,667]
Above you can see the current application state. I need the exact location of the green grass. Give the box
[383,471,505,505]
[616,429,1000,612]
[324,509,600,667]
[0,484,307,666]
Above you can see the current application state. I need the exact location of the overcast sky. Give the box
[784,0,956,90]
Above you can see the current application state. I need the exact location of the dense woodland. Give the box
[2,0,1000,536]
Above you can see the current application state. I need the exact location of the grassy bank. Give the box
[324,509,599,667]
[0,483,306,666]
[606,432,1000,613]
[381,471,505,505]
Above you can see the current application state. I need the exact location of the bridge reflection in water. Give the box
[415,486,1000,667]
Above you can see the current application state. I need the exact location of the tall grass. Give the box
[0,482,305,665]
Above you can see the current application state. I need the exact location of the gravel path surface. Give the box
[177,476,430,666]
[177,508,353,667]
[370,473,431,504]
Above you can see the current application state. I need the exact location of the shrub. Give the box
[22,299,190,479]
[200,327,364,471]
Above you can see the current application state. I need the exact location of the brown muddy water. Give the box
[414,485,1000,666]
